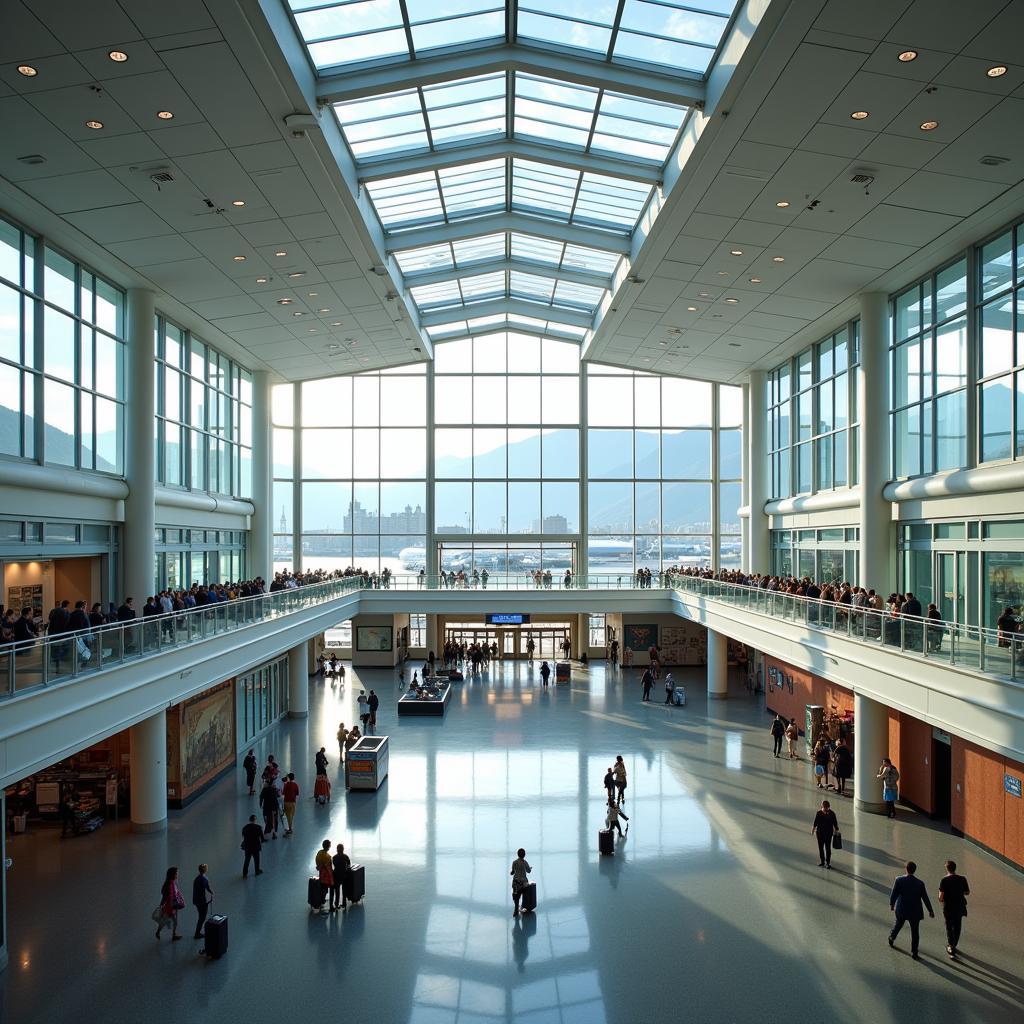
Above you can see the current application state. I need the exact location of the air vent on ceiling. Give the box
[17,154,46,166]
[979,154,1010,166]
[850,172,875,186]
[150,170,175,185]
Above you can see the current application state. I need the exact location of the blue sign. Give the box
[486,613,529,625]
[1006,774,1022,799]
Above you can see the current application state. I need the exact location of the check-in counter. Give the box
[346,735,389,790]
[398,682,452,716]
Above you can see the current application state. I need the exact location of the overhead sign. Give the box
[486,613,530,625]
[1006,774,1022,799]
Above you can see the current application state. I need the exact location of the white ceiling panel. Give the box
[101,70,207,130]
[0,53,91,92]
[251,167,324,218]
[885,0,1008,54]
[127,0,217,38]
[20,168,136,213]
[78,131,166,167]
[813,0,908,40]
[105,234,201,266]
[778,258,882,302]
[819,234,918,268]
[29,0,141,52]
[147,122,225,157]
[885,171,1008,217]
[0,3,66,60]
[142,257,244,302]
[64,202,173,243]
[847,204,961,245]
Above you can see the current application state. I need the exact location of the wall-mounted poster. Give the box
[7,585,44,618]
[357,625,393,652]
[624,623,658,652]
[181,680,235,792]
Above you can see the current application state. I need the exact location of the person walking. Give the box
[613,755,627,806]
[314,839,334,913]
[259,778,279,839]
[330,843,352,912]
[769,715,785,758]
[191,863,213,940]
[603,767,615,804]
[155,866,184,941]
[813,737,832,789]
[242,750,258,795]
[877,757,900,818]
[357,690,370,731]
[368,689,379,732]
[888,861,934,959]
[241,814,264,877]
[785,718,799,759]
[315,747,329,776]
[641,667,654,702]
[337,722,348,760]
[832,738,852,795]
[540,661,551,685]
[606,797,628,837]
[663,672,676,705]
[811,800,839,868]
[510,848,532,918]
[282,773,300,835]
[937,860,970,958]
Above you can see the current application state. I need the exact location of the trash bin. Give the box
[555,661,571,682]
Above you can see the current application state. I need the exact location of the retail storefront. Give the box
[235,656,289,747]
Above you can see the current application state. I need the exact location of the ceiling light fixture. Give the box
[307,292,318,297]
[850,110,869,120]
[730,249,743,256]
[772,256,785,263]
[156,110,174,120]
[17,65,38,77]
[277,299,292,306]
[232,255,246,262]
[725,297,739,304]
[699,292,710,298]
[292,311,303,317]
[108,50,129,62]
[274,250,287,257]
[717,270,729,276]
[686,306,697,312]
[919,120,938,131]
[287,272,304,279]
[85,120,103,130]
[897,50,918,62]
[308,328,317,333]
[986,65,1007,78]
[317,308,329,313]
[776,201,790,208]
[331,321,343,327]
[255,277,268,284]
[231,199,245,207]
[749,277,762,283]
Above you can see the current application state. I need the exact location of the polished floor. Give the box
[4,662,1024,1024]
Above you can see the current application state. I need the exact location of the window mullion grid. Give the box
[584,90,604,154]
[397,0,416,60]
[434,168,450,224]
[566,172,585,226]
[417,85,435,151]
[606,0,627,61]
[506,69,515,141]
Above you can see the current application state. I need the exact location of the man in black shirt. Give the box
[241,814,264,877]
[937,859,970,958]
[330,843,352,911]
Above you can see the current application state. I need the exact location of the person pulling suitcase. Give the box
[510,848,533,917]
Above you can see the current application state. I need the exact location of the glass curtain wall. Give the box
[300,366,428,573]
[0,214,125,472]
[977,224,1024,464]
[890,259,968,478]
[154,316,253,497]
[272,383,294,569]
[767,322,859,498]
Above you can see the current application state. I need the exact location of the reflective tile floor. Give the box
[4,662,1024,1024]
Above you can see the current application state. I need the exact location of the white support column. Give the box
[249,370,273,583]
[130,708,167,833]
[291,383,302,571]
[858,293,892,594]
[854,691,889,814]
[707,627,728,699]
[746,370,769,573]
[123,288,157,605]
[288,641,309,718]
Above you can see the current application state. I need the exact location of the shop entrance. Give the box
[521,627,570,659]
[932,734,952,821]
[443,621,571,660]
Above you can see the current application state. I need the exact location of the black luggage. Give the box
[308,877,324,909]
[599,828,614,855]
[203,914,228,958]
[344,863,365,904]
[520,881,537,912]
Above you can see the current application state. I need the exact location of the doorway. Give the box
[932,736,952,821]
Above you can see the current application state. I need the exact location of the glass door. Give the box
[936,552,963,625]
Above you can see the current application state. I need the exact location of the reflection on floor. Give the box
[4,661,1024,1024]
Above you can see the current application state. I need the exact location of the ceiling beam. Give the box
[355,138,662,185]
[418,297,594,329]
[384,213,632,255]
[404,257,611,290]
[318,43,704,107]
[431,321,586,345]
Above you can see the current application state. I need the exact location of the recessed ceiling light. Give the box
[331,321,343,327]
[776,200,790,208]
[725,297,739,304]
[233,255,247,262]
[850,110,869,120]
[986,65,1007,78]
[730,249,743,256]
[897,50,918,62]
[728,342,741,347]
[277,299,293,305]
[287,271,305,279]
[317,308,330,313]
[17,65,38,77]
[699,292,710,298]
[327,343,340,350]
[658,341,668,346]
[686,305,697,312]
[717,270,729,276]
[308,292,318,297]
[255,276,268,284]
[308,328,317,333]
[292,311,303,317]
[749,277,762,283]
[156,110,174,120]
[772,256,785,263]
[919,120,938,131]
[231,199,245,207]
[274,250,287,257]
[85,120,103,130]
[108,50,129,62]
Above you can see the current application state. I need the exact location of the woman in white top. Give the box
[510,848,532,917]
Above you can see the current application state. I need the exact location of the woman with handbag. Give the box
[154,866,185,940]
[812,737,831,789]
[811,800,839,868]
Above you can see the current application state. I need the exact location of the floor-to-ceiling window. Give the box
[272,383,294,570]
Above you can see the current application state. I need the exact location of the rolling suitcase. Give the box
[314,775,331,804]
[344,863,365,904]
[308,876,325,910]
[599,828,614,855]
[203,914,228,959]
[520,881,537,913]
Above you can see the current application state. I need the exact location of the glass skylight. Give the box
[410,268,606,315]
[426,315,589,342]
[292,2,738,76]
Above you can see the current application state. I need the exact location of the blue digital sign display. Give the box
[485,613,530,625]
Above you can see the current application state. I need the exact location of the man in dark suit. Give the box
[888,860,934,959]
[241,814,264,878]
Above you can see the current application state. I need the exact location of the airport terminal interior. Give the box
[1,0,1024,1021]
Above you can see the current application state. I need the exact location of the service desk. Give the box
[398,683,451,716]
[346,735,389,791]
